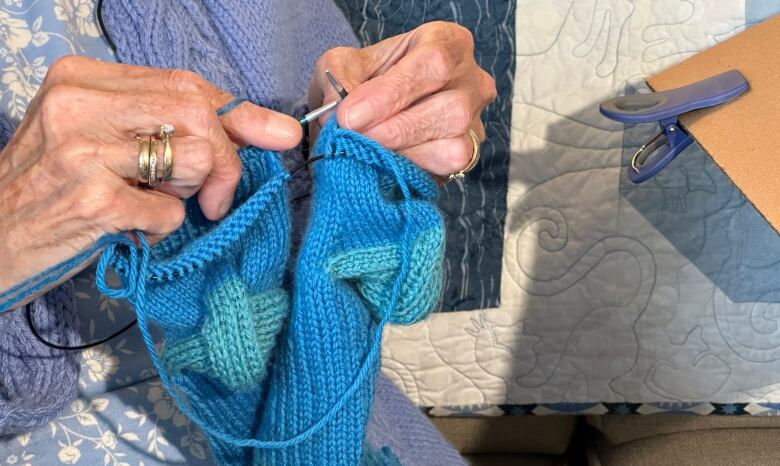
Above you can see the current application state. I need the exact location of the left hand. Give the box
[309,21,497,178]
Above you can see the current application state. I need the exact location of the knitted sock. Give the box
[254,119,444,465]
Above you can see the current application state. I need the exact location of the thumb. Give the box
[218,101,303,150]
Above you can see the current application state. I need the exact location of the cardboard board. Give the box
[648,14,780,232]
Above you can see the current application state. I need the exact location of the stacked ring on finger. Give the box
[448,129,481,182]
[137,124,175,187]
[137,137,151,184]
[160,124,174,182]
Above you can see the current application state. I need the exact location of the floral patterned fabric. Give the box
[0,2,463,465]
[0,1,215,464]
[14,263,216,466]
[0,0,114,121]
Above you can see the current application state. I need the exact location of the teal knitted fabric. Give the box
[254,119,444,465]
[90,116,445,465]
[102,144,291,465]
[0,1,446,461]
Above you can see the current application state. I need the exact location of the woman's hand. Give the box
[309,21,497,178]
[0,56,301,303]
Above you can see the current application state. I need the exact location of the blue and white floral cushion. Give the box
[0,2,213,464]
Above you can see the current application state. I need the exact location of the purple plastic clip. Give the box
[600,70,749,183]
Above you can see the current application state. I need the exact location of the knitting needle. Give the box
[298,71,348,126]
[326,70,349,100]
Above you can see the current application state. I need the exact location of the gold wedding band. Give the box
[138,138,150,184]
[137,124,175,187]
[160,124,174,181]
[148,137,159,187]
[448,129,481,182]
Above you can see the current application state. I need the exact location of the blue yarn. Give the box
[0,113,444,464]
[0,234,126,312]
[216,97,248,116]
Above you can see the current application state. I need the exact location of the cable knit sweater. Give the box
[0,284,81,436]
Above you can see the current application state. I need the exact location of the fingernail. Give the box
[281,123,302,144]
[268,116,302,145]
[344,101,374,130]
[218,197,231,217]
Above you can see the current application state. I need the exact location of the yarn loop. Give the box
[0,108,444,464]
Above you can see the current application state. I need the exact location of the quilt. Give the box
[373,0,780,416]
[6,8,780,466]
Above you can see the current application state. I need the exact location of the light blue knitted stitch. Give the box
[107,118,444,465]
[0,115,445,465]
[254,119,444,465]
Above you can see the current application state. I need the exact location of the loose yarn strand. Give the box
[0,97,420,449]
[130,157,416,449]
[216,98,248,116]
[0,234,125,313]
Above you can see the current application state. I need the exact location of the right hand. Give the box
[0,56,302,306]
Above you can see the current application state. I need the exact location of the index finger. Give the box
[40,56,301,149]
[336,41,460,132]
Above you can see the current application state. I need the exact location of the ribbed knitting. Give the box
[0,2,447,463]
[0,284,81,436]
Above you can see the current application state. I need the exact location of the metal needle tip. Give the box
[299,71,349,126]
[325,70,348,99]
